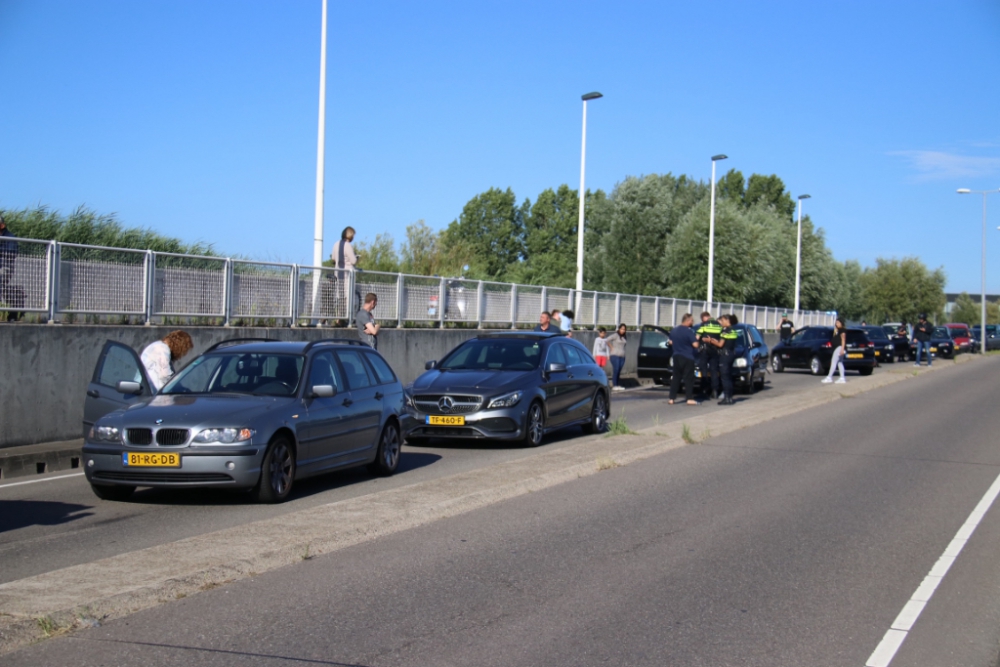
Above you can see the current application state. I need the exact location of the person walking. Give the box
[822,318,848,384]
[141,330,194,391]
[592,326,609,370]
[779,313,795,344]
[534,312,553,332]
[668,313,700,405]
[332,226,358,317]
[696,311,723,399]
[356,292,381,349]
[707,314,740,405]
[912,313,934,367]
[607,323,628,391]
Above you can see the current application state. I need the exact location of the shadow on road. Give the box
[0,499,94,533]
[123,451,443,507]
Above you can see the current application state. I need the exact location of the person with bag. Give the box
[822,318,848,384]
[592,327,609,370]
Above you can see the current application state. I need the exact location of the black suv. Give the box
[637,323,770,394]
[771,326,876,376]
[860,326,896,365]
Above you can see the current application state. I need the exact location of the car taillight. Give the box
[867,342,874,348]
[822,341,832,348]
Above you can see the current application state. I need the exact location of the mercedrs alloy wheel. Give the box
[583,392,608,434]
[523,402,545,447]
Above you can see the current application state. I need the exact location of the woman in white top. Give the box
[141,330,194,391]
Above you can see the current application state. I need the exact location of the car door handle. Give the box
[639,352,647,357]
[342,398,353,407]
[374,392,383,400]
[87,389,100,398]
[568,374,574,379]
[588,371,594,376]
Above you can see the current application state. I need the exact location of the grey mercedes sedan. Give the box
[83,338,404,503]
[402,332,611,447]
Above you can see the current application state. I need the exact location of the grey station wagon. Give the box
[82,338,405,503]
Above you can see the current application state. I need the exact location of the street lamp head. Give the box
[581,92,603,101]
[712,154,728,161]
[798,194,811,200]
[957,188,972,194]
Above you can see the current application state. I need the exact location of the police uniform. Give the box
[718,325,739,404]
[696,318,723,398]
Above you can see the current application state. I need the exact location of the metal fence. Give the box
[0,238,836,329]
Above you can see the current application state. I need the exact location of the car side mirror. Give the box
[546,362,567,374]
[752,341,762,349]
[117,380,142,395]
[310,384,336,398]
[425,360,437,370]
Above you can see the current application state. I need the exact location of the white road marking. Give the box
[866,470,1000,666]
[0,472,85,489]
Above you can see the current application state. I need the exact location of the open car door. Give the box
[83,341,155,437]
[637,325,673,384]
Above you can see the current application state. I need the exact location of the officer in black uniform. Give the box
[716,314,740,405]
[696,311,723,399]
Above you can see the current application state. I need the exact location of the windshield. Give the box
[863,327,889,340]
[161,353,304,396]
[949,327,970,339]
[439,339,542,371]
[932,327,949,338]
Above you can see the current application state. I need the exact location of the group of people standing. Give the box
[666,312,741,406]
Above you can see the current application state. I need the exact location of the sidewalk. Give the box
[0,439,83,481]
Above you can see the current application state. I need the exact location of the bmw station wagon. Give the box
[82,338,405,503]
[402,332,610,447]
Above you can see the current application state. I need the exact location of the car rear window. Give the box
[949,328,970,338]
[863,327,889,340]
[845,331,869,344]
[640,329,669,348]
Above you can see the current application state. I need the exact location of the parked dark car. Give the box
[83,338,405,503]
[860,326,896,365]
[972,324,1000,351]
[882,323,912,362]
[636,323,770,394]
[770,326,876,376]
[402,332,610,447]
[909,326,956,360]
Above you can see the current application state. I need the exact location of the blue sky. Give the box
[2,0,999,292]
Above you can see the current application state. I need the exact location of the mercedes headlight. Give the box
[193,428,255,444]
[487,391,522,409]
[734,358,748,368]
[404,391,415,408]
[89,425,121,443]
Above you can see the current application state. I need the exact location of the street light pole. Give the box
[706,154,728,306]
[575,92,602,311]
[793,194,811,314]
[309,0,329,323]
[957,187,1000,354]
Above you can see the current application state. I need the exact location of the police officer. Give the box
[716,314,740,405]
[696,311,723,399]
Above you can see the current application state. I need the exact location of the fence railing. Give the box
[0,238,836,329]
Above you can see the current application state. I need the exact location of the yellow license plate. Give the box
[875,351,881,356]
[426,415,465,426]
[123,452,180,467]
[847,353,863,359]
[930,347,937,352]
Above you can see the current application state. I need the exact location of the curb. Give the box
[0,354,987,654]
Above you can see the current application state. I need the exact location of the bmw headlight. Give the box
[193,428,255,444]
[734,358,748,368]
[89,425,121,443]
[487,391,522,409]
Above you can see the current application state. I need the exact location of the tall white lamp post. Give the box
[793,193,812,314]
[309,0,329,322]
[706,154,728,306]
[957,187,999,354]
[575,92,603,311]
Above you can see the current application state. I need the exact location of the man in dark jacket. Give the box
[912,313,934,367]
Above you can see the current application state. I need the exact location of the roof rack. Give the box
[205,338,273,353]
[303,338,371,353]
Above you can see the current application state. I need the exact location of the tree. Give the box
[439,188,525,280]
[744,174,796,220]
[950,292,980,325]
[829,260,865,321]
[509,185,579,288]
[399,220,441,276]
[858,257,946,323]
[353,233,400,273]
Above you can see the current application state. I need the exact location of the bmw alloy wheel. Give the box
[369,422,401,476]
[270,440,294,497]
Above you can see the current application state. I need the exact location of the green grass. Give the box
[681,423,696,444]
[36,616,58,637]
[607,412,636,436]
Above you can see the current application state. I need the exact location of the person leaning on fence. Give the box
[141,330,194,391]
[0,214,23,322]
[332,226,359,319]
[356,292,380,349]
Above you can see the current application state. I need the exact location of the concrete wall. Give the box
[0,325,644,449]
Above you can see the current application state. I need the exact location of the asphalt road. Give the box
[0,366,824,584]
[6,357,1000,666]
